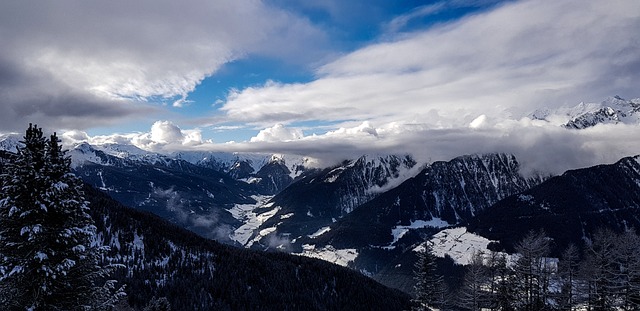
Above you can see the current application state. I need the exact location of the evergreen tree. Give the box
[0,124,123,310]
[143,297,171,311]
[413,242,444,311]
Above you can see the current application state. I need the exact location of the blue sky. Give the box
[176,0,510,142]
[1,0,639,173]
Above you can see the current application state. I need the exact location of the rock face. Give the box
[244,154,418,249]
[313,153,545,249]
[468,155,640,255]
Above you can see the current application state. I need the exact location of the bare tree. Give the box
[580,228,618,311]
[558,244,580,310]
[613,230,640,311]
[457,251,488,311]
[513,230,552,311]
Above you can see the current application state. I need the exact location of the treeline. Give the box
[415,229,640,311]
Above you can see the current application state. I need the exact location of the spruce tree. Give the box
[0,124,123,310]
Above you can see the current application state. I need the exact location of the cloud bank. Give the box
[220,0,640,128]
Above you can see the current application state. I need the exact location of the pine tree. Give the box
[413,242,444,311]
[0,124,123,310]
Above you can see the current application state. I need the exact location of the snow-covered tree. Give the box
[0,124,123,310]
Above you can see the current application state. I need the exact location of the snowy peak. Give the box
[68,142,173,168]
[564,96,640,129]
[0,133,21,153]
[531,96,640,128]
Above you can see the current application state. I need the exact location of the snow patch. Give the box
[227,195,279,246]
[299,244,358,267]
[308,226,331,238]
[419,227,495,265]
[280,213,294,219]
[384,218,450,249]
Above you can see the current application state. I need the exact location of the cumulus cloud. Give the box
[250,123,304,142]
[62,120,204,151]
[150,121,185,145]
[0,0,329,132]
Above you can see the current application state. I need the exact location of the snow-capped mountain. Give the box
[69,143,306,196]
[236,154,420,250]
[565,96,640,129]
[173,151,308,191]
[0,133,20,153]
[275,153,545,293]
[530,96,640,128]
[312,153,545,249]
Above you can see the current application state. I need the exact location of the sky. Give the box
[1,0,639,174]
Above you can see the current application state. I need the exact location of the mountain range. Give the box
[1,96,640,300]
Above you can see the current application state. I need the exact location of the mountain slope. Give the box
[285,153,545,293]
[242,154,418,249]
[467,155,640,255]
[314,153,544,249]
[84,185,411,311]
[71,143,258,241]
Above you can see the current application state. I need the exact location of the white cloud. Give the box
[326,121,378,137]
[220,0,640,128]
[63,120,204,151]
[0,0,329,132]
[151,121,185,145]
[250,123,304,142]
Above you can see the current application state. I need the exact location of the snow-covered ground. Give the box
[384,218,450,249]
[299,244,358,267]
[308,226,331,238]
[226,196,279,246]
[416,227,498,265]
